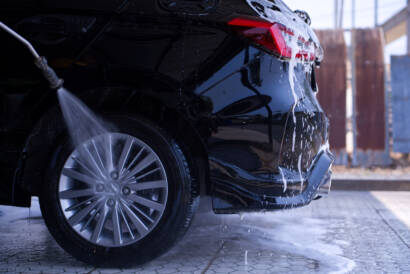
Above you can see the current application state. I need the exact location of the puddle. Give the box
[189,210,355,273]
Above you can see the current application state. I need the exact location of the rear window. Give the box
[269,0,293,12]
[247,0,294,15]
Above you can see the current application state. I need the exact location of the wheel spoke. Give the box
[60,188,95,199]
[129,203,154,224]
[123,146,144,175]
[62,168,100,186]
[91,139,107,176]
[117,137,133,174]
[129,180,167,191]
[121,201,149,236]
[105,134,114,171]
[91,205,107,243]
[127,194,164,211]
[81,199,105,232]
[71,156,99,179]
[65,197,95,212]
[118,202,135,239]
[68,198,100,226]
[125,152,156,180]
[135,167,161,180]
[78,144,106,179]
[112,203,122,245]
[59,132,168,247]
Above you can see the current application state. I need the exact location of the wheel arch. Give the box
[20,86,210,198]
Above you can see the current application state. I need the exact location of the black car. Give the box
[0,0,333,266]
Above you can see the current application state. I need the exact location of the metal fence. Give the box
[315,28,392,166]
[391,55,410,153]
[315,29,347,165]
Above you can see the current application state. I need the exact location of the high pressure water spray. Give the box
[0,21,64,90]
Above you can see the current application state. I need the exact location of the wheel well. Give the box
[21,86,210,198]
[148,103,210,198]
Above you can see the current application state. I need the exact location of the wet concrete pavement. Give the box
[0,191,409,274]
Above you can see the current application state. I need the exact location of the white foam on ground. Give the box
[1,200,356,273]
[0,198,41,223]
[193,210,355,274]
[246,213,356,274]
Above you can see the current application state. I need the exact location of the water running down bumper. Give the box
[212,150,334,213]
[275,150,334,207]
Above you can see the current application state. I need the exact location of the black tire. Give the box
[40,115,198,267]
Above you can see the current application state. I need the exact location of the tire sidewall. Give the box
[40,115,193,266]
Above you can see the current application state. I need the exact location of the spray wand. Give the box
[0,21,64,90]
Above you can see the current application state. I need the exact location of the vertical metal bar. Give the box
[407,0,410,54]
[375,0,379,27]
[351,0,357,166]
[339,0,345,28]
[380,29,392,165]
[335,0,339,29]
[383,49,391,164]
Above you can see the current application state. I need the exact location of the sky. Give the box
[286,0,408,62]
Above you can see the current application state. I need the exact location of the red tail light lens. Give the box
[228,18,316,61]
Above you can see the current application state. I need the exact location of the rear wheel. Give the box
[40,116,198,266]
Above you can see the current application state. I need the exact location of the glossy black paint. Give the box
[0,0,331,212]
[197,47,331,212]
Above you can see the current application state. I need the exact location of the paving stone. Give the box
[1,191,410,273]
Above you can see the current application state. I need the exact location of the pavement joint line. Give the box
[2,192,410,273]
[374,208,410,249]
[201,240,225,274]
[1,252,19,262]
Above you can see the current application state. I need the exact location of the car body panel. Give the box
[0,0,332,211]
[192,45,330,212]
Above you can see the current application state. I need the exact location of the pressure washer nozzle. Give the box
[34,57,64,90]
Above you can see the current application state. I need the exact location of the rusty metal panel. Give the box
[391,55,410,153]
[315,29,347,163]
[354,28,388,165]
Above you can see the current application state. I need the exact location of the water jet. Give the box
[0,20,109,147]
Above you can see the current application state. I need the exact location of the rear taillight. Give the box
[228,18,316,62]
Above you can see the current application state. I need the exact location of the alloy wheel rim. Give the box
[58,132,168,247]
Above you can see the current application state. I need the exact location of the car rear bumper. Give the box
[212,149,334,213]
[274,149,334,208]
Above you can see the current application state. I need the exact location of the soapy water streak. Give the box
[288,32,299,125]
[278,167,287,193]
[288,31,307,193]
